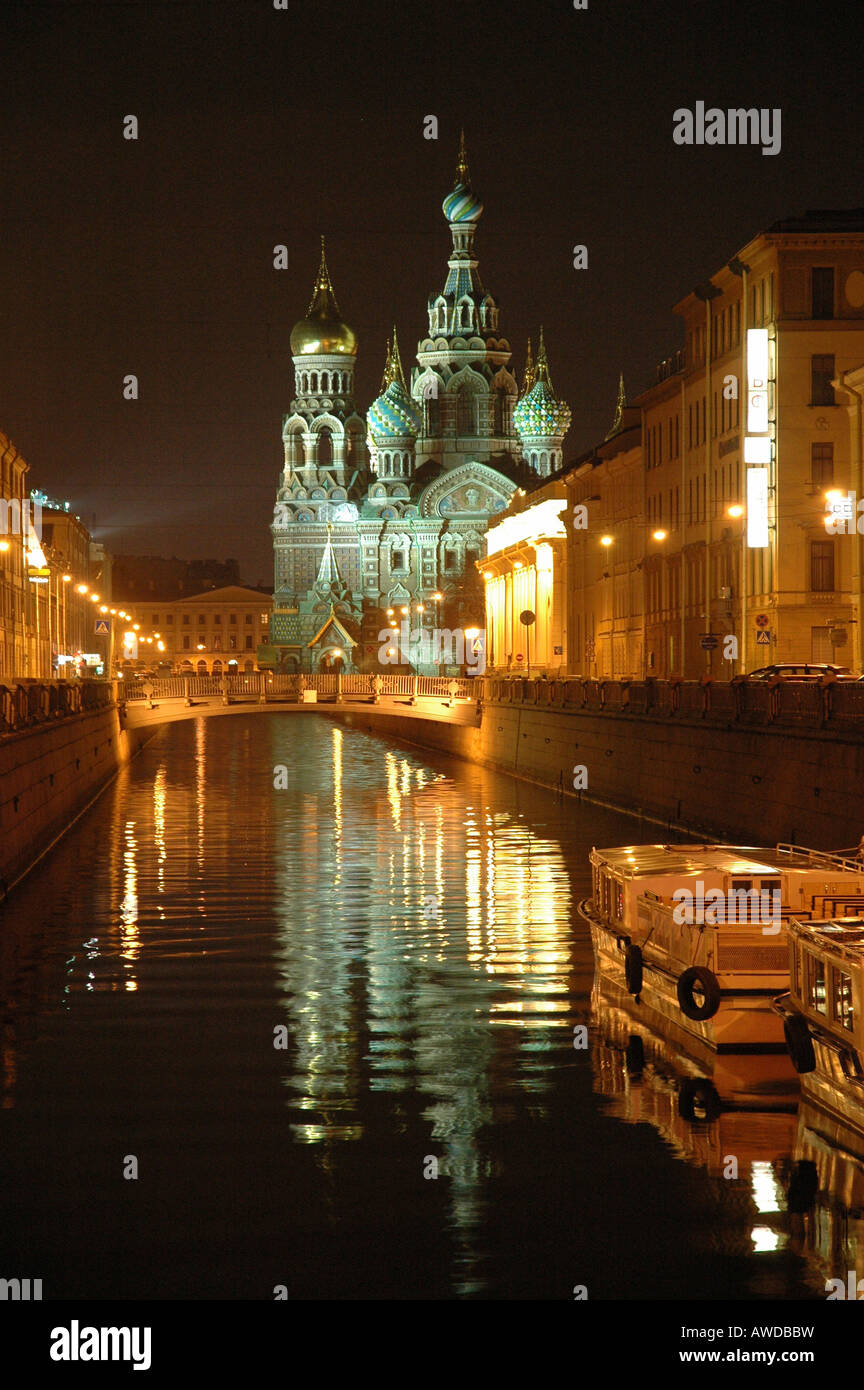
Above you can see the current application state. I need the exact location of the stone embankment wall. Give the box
[0,682,153,893]
[329,676,864,850]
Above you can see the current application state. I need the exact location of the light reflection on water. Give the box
[0,714,856,1298]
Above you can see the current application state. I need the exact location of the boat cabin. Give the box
[785,917,864,1062]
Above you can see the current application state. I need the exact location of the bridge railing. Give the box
[116,672,481,708]
[0,678,115,734]
[478,674,864,730]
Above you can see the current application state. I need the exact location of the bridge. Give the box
[118,672,481,729]
[4,671,864,736]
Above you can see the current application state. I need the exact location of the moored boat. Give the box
[578,842,864,1051]
[775,916,864,1142]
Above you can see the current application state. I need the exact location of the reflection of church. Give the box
[262,136,572,674]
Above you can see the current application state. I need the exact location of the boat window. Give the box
[832,966,854,1031]
[807,952,827,1015]
[729,878,756,922]
[840,1049,862,1079]
[614,881,624,921]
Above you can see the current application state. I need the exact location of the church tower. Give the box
[513,328,572,477]
[366,329,421,488]
[411,134,520,471]
[281,239,367,495]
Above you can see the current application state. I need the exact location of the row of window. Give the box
[647,354,839,470]
[179,635,255,651]
[800,947,854,1031]
[145,612,269,626]
[388,548,480,573]
[643,537,837,605]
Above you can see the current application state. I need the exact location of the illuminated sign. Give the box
[747,328,770,434]
[485,497,567,557]
[746,467,769,547]
[744,435,771,464]
[27,566,50,584]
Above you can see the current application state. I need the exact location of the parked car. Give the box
[746,663,854,681]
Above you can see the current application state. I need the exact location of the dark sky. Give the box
[1,0,862,585]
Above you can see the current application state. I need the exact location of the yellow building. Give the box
[122,586,272,675]
[637,209,864,677]
[484,209,864,680]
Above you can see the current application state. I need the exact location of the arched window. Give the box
[311,372,319,393]
[494,388,508,435]
[318,429,333,468]
[457,389,474,435]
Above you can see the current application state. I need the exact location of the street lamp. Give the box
[652,530,667,541]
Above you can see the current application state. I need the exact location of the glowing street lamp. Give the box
[728,504,744,518]
[652,530,667,541]
[600,536,613,547]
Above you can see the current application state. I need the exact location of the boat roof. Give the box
[591,843,862,879]
[790,917,864,961]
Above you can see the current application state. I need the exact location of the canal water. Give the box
[0,715,856,1300]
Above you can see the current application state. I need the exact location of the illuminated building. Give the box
[121,586,272,676]
[265,137,569,674]
[483,209,864,679]
[637,209,864,676]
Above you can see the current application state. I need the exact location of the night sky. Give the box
[1,0,862,585]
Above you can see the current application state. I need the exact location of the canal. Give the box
[0,714,855,1300]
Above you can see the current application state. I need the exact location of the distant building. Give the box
[121,585,272,675]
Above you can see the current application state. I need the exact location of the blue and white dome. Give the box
[514,379,572,439]
[442,181,484,224]
[367,380,422,442]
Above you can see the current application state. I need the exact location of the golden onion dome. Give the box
[290,239,357,357]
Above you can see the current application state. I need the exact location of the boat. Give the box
[775,916,864,1145]
[591,965,798,1118]
[578,843,864,1051]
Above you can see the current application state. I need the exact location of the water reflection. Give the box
[0,713,862,1298]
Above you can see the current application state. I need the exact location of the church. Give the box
[261,136,572,675]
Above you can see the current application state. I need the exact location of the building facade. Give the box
[484,209,864,680]
[264,138,570,674]
[121,586,272,675]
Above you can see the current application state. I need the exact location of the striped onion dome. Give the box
[513,379,572,439]
[442,181,484,224]
[367,380,422,442]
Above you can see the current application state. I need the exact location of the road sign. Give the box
[515,653,524,663]
[756,629,771,645]
[94,618,110,635]
[519,610,535,626]
[755,614,770,629]
[700,635,719,651]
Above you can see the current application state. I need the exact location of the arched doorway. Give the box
[320,648,345,673]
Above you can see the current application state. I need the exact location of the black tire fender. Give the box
[624,944,643,996]
[784,1012,816,1074]
[677,965,721,1021]
[678,1077,722,1123]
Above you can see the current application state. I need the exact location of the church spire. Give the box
[536,326,553,391]
[521,338,536,396]
[605,373,627,439]
[389,326,407,392]
[315,525,343,593]
[307,235,341,317]
[455,129,470,187]
[379,334,392,393]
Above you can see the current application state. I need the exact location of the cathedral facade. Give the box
[262,138,571,675]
